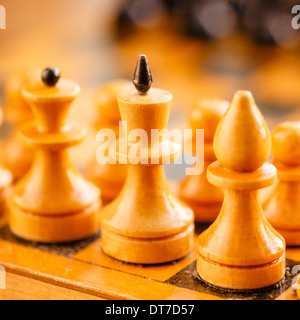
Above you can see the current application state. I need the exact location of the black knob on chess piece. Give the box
[133,54,153,94]
[41,67,61,87]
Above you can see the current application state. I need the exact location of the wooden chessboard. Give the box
[0,219,299,300]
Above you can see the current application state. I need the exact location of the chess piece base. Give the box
[8,200,100,243]
[101,223,194,264]
[197,253,285,290]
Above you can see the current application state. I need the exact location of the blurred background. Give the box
[0,0,299,169]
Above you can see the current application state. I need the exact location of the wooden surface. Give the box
[2,272,104,300]
[0,221,299,300]
[0,232,220,300]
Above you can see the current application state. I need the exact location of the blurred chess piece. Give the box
[264,122,300,246]
[86,80,131,204]
[179,98,228,222]
[0,106,13,228]
[116,0,166,39]
[0,70,38,181]
[183,0,237,39]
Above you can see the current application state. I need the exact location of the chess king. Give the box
[197,90,286,290]
[8,67,101,243]
[100,55,194,264]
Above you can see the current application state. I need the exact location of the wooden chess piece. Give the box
[197,90,286,289]
[0,107,13,228]
[179,99,229,222]
[8,67,101,243]
[100,55,194,264]
[264,122,300,246]
[86,80,131,204]
[1,70,38,181]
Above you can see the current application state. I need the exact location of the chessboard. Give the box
[0,218,298,300]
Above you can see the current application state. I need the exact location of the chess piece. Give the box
[179,98,229,222]
[1,70,37,181]
[197,90,285,289]
[264,122,300,246]
[8,67,101,243]
[86,80,131,204]
[100,55,194,264]
[0,107,13,228]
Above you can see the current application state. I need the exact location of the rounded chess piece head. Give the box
[272,121,300,166]
[190,98,229,143]
[213,90,271,172]
[22,67,80,133]
[41,67,61,87]
[94,79,132,129]
[5,69,39,124]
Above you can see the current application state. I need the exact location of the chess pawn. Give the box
[197,90,285,290]
[8,67,101,243]
[1,70,37,181]
[100,55,194,264]
[264,122,300,246]
[0,107,13,228]
[179,99,229,222]
[86,80,131,203]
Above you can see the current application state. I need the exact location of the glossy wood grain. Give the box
[0,239,221,300]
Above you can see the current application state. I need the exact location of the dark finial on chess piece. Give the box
[133,54,153,94]
[41,67,61,87]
